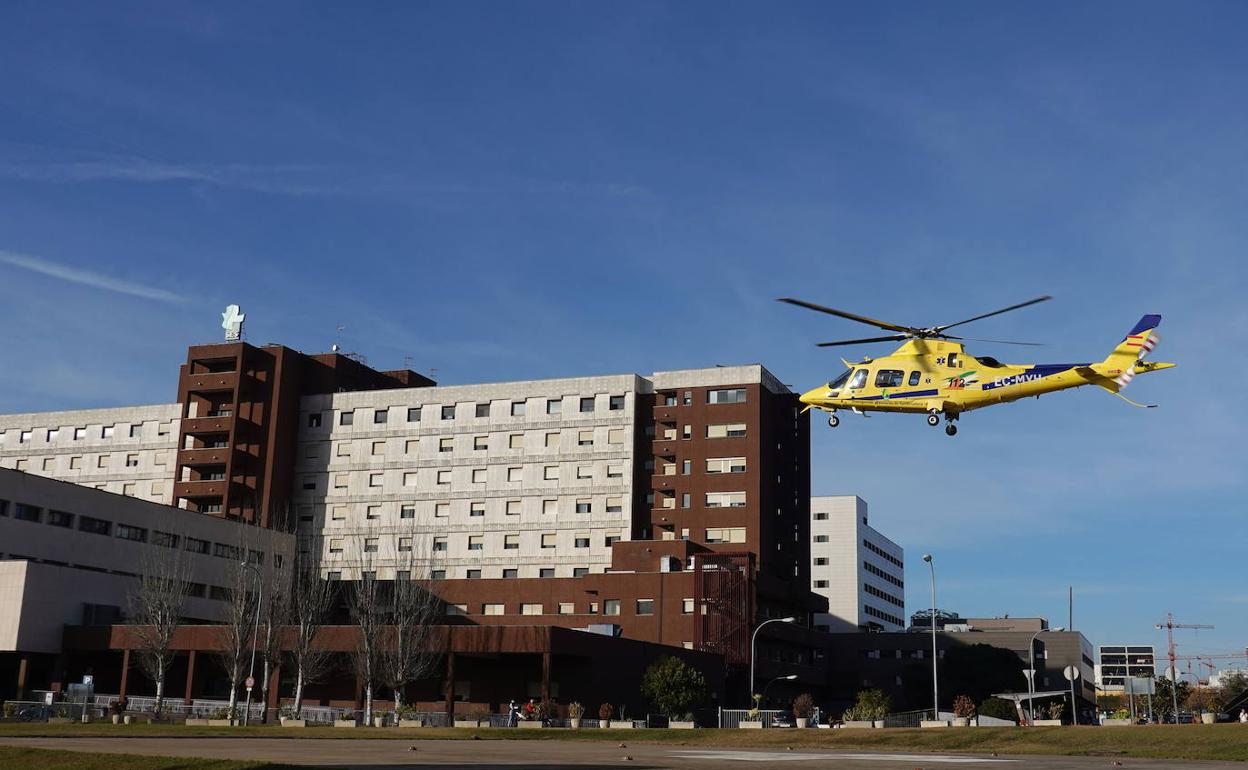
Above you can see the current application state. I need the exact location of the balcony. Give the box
[177,447,232,467]
[173,480,229,500]
[179,416,234,435]
[182,371,239,393]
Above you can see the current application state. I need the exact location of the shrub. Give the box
[535,700,556,721]
[568,702,585,719]
[640,656,708,719]
[207,707,233,720]
[792,692,815,719]
[1045,701,1064,721]
[1110,708,1131,720]
[2,702,16,719]
[841,706,858,721]
[952,694,977,719]
[108,701,127,717]
[598,702,614,720]
[850,689,891,721]
[977,697,1017,723]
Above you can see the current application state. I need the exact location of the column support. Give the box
[443,652,456,717]
[118,649,131,701]
[183,650,197,705]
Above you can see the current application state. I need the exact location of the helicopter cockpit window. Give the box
[874,370,904,388]
[978,356,1004,368]
[828,369,853,390]
[848,369,868,389]
[908,370,921,386]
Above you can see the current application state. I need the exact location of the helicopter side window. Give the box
[828,369,853,390]
[848,369,868,390]
[874,370,904,388]
[947,351,960,368]
[908,370,921,386]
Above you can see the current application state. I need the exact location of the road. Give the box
[1,737,1243,770]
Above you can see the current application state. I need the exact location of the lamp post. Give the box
[922,554,938,721]
[749,616,796,705]
[762,674,798,711]
[1027,626,1064,726]
[240,561,264,727]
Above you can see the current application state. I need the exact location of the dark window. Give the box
[115,524,147,542]
[848,369,868,389]
[14,503,41,522]
[152,531,179,549]
[574,536,590,548]
[828,369,853,389]
[307,413,322,428]
[466,569,481,579]
[441,405,455,420]
[636,599,654,615]
[475,402,491,418]
[948,352,960,368]
[580,397,595,413]
[502,568,518,578]
[708,388,746,404]
[374,409,388,424]
[0,500,7,517]
[539,568,555,578]
[407,407,421,422]
[185,537,210,554]
[339,410,354,426]
[874,370,905,388]
[78,516,110,535]
[213,542,241,560]
[48,510,74,528]
[431,569,446,580]
[573,567,589,577]
[609,395,625,411]
[908,370,922,386]
[210,586,231,601]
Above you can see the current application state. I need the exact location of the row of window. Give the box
[311,496,628,523]
[656,457,746,475]
[863,604,905,627]
[326,530,624,555]
[320,428,629,460]
[0,421,173,445]
[317,395,630,430]
[4,452,168,472]
[447,596,701,617]
[653,491,747,510]
[863,560,904,589]
[321,565,600,580]
[0,553,242,607]
[864,539,903,568]
[651,422,748,440]
[863,582,904,609]
[312,462,631,492]
[0,499,269,564]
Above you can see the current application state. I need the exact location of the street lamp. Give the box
[922,554,938,721]
[750,616,796,705]
[1027,626,1064,726]
[762,674,798,710]
[240,561,264,727]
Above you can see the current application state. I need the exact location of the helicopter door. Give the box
[908,370,921,386]
[947,351,960,368]
[848,369,868,389]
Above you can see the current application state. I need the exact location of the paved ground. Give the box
[0,738,1244,770]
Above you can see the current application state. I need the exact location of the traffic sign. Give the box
[1063,665,1080,682]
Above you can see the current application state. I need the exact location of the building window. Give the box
[511,401,526,417]
[606,496,623,513]
[331,506,346,521]
[307,412,322,428]
[446,603,466,616]
[544,465,559,480]
[682,598,695,614]
[609,395,625,411]
[115,524,147,542]
[506,499,521,515]
[403,472,418,488]
[574,534,590,548]
[708,388,746,404]
[437,405,454,421]
[607,464,623,478]
[542,499,557,515]
[48,510,74,528]
[405,439,419,454]
[69,456,82,470]
[575,499,591,513]
[814,557,828,566]
[636,599,654,615]
[558,602,574,614]
[681,493,691,509]
[336,442,352,457]
[14,503,41,522]
[369,473,383,487]
[439,437,453,453]
[78,516,111,535]
[483,603,503,615]
[476,402,491,418]
[474,435,488,451]
[340,410,354,426]
[363,538,379,553]
[608,428,624,445]
[664,393,677,406]
[432,570,447,581]
[509,433,523,449]
[407,407,422,422]
[366,505,380,520]
[468,536,483,551]
[433,537,447,552]
[578,430,593,447]
[435,503,449,518]
[814,512,828,520]
[185,537,210,554]
[579,396,595,413]
[472,468,486,484]
[573,567,589,577]
[374,408,388,424]
[814,580,829,588]
[507,466,523,482]
[706,423,747,438]
[542,569,557,579]
[541,533,556,549]
[74,427,86,441]
[706,491,746,508]
[705,527,746,544]
[603,599,621,616]
[521,603,542,615]
[707,457,747,474]
[152,531,179,548]
[504,534,520,550]
[470,502,485,517]
[605,532,621,546]
[97,455,109,468]
[502,568,518,579]
[576,465,591,480]
[437,470,451,485]
[371,440,385,456]
[814,535,828,543]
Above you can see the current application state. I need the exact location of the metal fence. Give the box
[881,709,934,728]
[718,708,785,728]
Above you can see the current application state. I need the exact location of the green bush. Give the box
[978,697,1017,722]
[850,689,891,720]
[640,656,708,719]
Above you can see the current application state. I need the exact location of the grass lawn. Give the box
[0,745,303,770]
[0,722,1246,762]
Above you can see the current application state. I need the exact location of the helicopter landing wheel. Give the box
[828,414,839,428]
[945,424,958,436]
[926,413,940,427]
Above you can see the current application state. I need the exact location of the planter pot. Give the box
[921,720,950,728]
[598,719,610,729]
[1101,718,1131,727]
[1034,719,1062,727]
[183,719,208,726]
[1201,713,1216,725]
[568,718,581,729]
[280,718,306,728]
[738,721,764,729]
[952,717,970,727]
[398,719,425,728]
[373,717,387,728]
[609,720,634,729]
[206,719,234,727]
[518,720,544,729]
[123,715,134,725]
[48,718,73,724]
[795,718,808,729]
[111,715,121,725]
[334,719,357,728]
[454,719,480,728]
[843,720,876,729]
[669,721,695,729]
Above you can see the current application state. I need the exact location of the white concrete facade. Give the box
[0,468,293,653]
[0,405,180,506]
[810,495,905,632]
[293,374,641,580]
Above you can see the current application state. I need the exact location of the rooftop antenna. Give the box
[404,356,417,371]
[332,324,345,353]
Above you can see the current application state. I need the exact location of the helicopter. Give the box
[779,296,1173,436]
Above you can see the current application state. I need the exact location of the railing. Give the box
[718,708,784,728]
[881,709,933,728]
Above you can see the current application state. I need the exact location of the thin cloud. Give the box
[0,250,186,303]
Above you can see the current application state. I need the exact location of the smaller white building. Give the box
[809,496,905,632]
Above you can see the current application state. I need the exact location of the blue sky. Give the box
[1,1,1244,670]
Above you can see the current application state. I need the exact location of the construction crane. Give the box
[1155,613,1215,719]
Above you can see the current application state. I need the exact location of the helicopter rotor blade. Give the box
[934,295,1053,333]
[941,335,1045,347]
[777,298,915,334]
[815,334,911,347]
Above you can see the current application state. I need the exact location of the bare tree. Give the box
[216,541,260,721]
[258,560,289,722]
[348,538,384,724]
[381,535,446,720]
[288,553,334,718]
[129,530,192,718]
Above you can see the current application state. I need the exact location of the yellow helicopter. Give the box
[779,296,1173,436]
